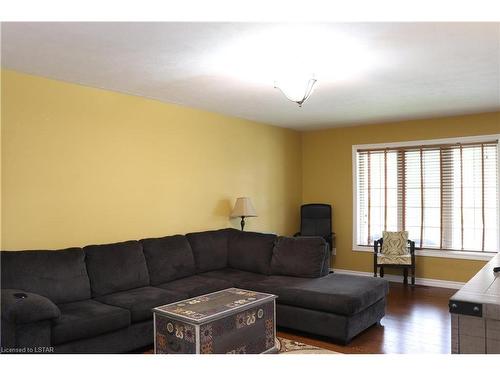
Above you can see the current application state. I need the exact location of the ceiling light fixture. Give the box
[274,77,317,107]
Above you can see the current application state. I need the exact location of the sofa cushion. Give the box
[377,253,412,265]
[141,235,196,285]
[186,229,236,272]
[270,236,328,278]
[52,299,130,345]
[246,274,390,316]
[95,286,186,323]
[83,240,150,297]
[227,231,277,274]
[157,275,233,298]
[1,248,91,304]
[200,268,270,287]
[236,274,306,294]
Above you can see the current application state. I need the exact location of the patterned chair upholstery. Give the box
[374,231,415,285]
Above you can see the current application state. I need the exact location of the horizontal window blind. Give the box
[356,140,499,252]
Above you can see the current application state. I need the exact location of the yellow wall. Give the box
[2,69,499,283]
[1,70,302,250]
[302,112,500,282]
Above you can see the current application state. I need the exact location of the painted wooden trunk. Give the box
[153,288,277,354]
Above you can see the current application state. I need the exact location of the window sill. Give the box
[352,245,496,261]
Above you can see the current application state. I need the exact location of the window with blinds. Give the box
[355,139,499,252]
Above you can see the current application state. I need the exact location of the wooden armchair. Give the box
[374,237,416,285]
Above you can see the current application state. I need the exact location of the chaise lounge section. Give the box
[1,228,389,353]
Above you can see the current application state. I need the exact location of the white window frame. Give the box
[352,134,500,261]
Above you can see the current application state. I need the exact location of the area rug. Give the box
[276,337,338,354]
[143,337,338,354]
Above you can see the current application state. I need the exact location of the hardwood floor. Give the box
[278,282,456,354]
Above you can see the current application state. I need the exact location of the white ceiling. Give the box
[2,22,499,130]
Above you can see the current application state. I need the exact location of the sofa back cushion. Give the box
[270,236,328,278]
[228,231,277,275]
[83,240,150,297]
[186,229,235,272]
[140,235,196,285]
[0,248,91,304]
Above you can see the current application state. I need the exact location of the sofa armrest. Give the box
[1,289,60,324]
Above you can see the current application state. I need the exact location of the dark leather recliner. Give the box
[294,203,335,253]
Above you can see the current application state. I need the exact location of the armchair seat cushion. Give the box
[52,299,130,345]
[95,286,187,323]
[377,253,412,265]
[1,289,60,324]
[157,275,233,298]
[244,274,390,316]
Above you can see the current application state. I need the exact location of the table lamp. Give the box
[230,197,257,231]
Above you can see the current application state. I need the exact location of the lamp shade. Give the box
[230,197,257,218]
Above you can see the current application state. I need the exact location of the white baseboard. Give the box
[332,268,465,290]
